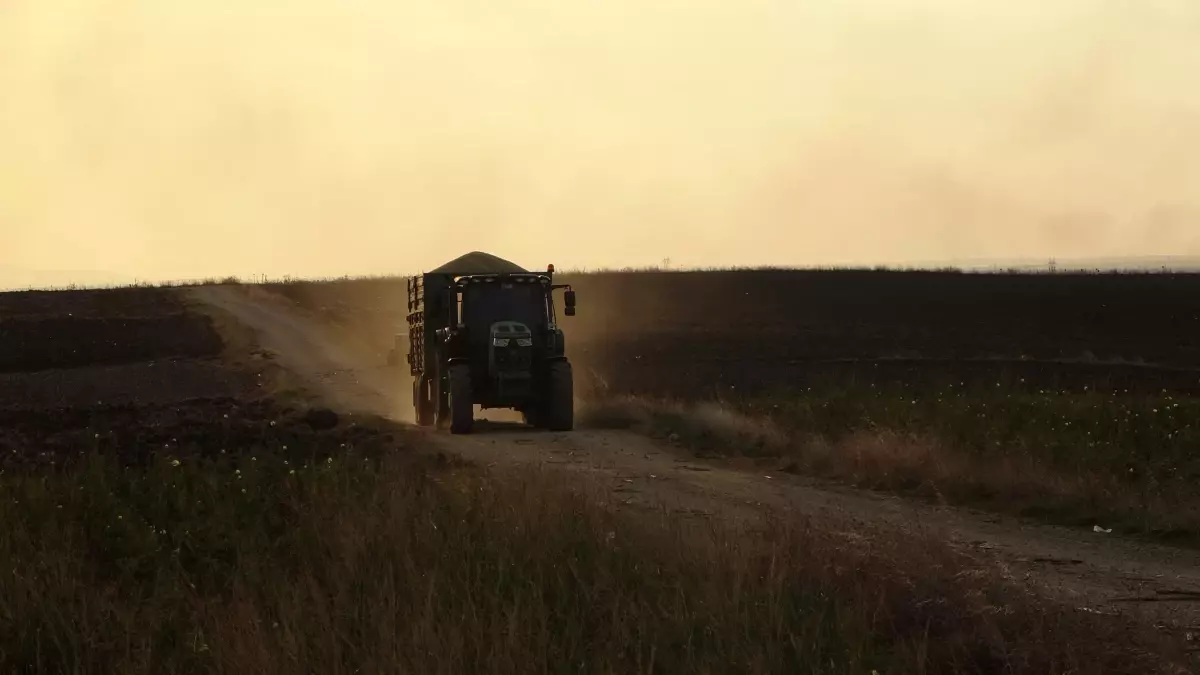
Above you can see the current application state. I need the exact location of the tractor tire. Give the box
[434,369,451,429]
[545,361,574,431]
[414,377,435,427]
[447,364,474,434]
[521,406,542,429]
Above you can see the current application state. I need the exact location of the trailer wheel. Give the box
[545,361,574,431]
[448,365,474,434]
[414,377,435,426]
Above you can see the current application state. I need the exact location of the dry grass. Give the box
[579,396,791,458]
[0,445,1183,674]
[580,394,1200,544]
[808,430,1200,542]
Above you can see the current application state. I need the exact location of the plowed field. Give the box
[265,270,1200,397]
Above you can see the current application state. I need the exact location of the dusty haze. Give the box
[2,0,1199,287]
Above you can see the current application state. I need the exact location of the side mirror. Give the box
[564,290,577,316]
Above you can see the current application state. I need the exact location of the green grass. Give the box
[581,382,1200,543]
[0,446,1181,674]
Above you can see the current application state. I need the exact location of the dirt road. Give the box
[189,284,1200,631]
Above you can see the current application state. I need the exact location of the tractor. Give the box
[388,252,577,434]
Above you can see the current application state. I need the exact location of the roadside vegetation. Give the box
[581,379,1200,544]
[0,439,1183,674]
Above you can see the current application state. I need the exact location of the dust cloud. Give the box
[2,1,1199,287]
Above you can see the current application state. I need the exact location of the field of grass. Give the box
[1,426,1180,674]
[582,381,1200,543]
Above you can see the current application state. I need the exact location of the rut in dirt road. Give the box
[188,284,1200,631]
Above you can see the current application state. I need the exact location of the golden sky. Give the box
[1,0,1198,285]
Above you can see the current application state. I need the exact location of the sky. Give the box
[1,0,1199,286]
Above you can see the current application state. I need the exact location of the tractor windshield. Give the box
[460,282,548,335]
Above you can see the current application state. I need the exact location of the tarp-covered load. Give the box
[429,251,527,275]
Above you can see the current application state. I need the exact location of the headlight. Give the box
[492,338,510,347]
[516,338,533,347]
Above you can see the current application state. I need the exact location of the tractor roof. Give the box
[430,251,527,275]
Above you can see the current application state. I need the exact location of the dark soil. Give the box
[0,287,224,372]
[264,270,1200,398]
[0,397,408,472]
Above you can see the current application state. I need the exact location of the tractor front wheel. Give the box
[522,406,542,429]
[545,361,574,431]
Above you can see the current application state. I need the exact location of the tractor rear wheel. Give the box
[448,365,474,434]
[545,361,574,431]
